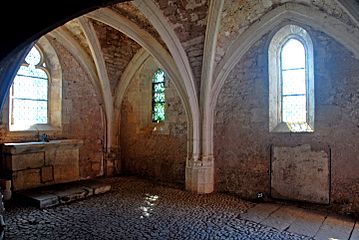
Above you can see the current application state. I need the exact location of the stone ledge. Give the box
[13,178,111,209]
[1,139,83,154]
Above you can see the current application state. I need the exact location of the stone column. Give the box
[104,146,121,176]
[185,156,214,193]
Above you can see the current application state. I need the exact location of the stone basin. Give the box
[0,139,83,191]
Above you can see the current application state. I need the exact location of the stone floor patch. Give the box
[2,176,358,240]
[13,178,111,208]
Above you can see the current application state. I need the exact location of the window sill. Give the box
[270,122,314,133]
[8,124,62,136]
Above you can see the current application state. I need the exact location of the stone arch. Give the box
[86,8,198,167]
[47,29,104,108]
[111,49,151,149]
[37,36,63,129]
[2,37,64,132]
[78,17,114,151]
[207,2,359,161]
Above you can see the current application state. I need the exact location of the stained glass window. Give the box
[152,69,166,122]
[269,25,314,133]
[10,46,49,130]
[281,38,307,123]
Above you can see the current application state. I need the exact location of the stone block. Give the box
[271,144,330,204]
[49,148,79,183]
[80,180,111,195]
[55,185,93,204]
[41,166,54,183]
[93,184,111,195]
[16,191,59,209]
[12,169,41,191]
[4,152,44,171]
[91,162,101,172]
[44,149,56,166]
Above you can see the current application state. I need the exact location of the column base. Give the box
[104,147,121,176]
[185,157,214,193]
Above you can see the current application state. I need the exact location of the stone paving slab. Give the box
[241,203,281,223]
[350,222,359,240]
[55,184,93,204]
[287,208,326,237]
[261,205,302,231]
[80,179,112,195]
[15,192,59,209]
[241,202,357,240]
[314,214,355,240]
[14,178,111,208]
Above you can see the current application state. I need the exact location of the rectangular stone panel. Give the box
[12,169,41,191]
[4,152,44,171]
[41,166,54,183]
[53,149,79,183]
[271,144,330,204]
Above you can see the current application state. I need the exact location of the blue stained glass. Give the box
[12,99,47,125]
[17,65,47,79]
[281,39,305,70]
[10,46,49,129]
[282,95,306,122]
[13,75,48,100]
[25,47,41,65]
[282,69,306,95]
[281,38,307,123]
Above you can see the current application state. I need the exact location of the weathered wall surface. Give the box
[92,20,142,96]
[56,42,105,179]
[271,144,330,204]
[153,0,209,95]
[0,41,105,179]
[214,26,359,214]
[120,57,187,185]
[110,2,168,51]
[216,0,358,64]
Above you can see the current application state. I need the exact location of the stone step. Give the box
[13,179,111,209]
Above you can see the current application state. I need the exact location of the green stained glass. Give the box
[152,69,165,83]
[152,69,166,122]
[153,83,165,93]
[154,92,165,102]
[152,103,165,122]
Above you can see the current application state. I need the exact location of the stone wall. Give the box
[216,0,358,64]
[153,0,208,95]
[110,2,167,51]
[92,20,142,97]
[120,57,187,185]
[57,42,105,179]
[0,41,105,180]
[214,26,359,215]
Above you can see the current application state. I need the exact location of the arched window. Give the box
[152,69,166,122]
[7,38,62,133]
[9,45,49,131]
[268,25,314,132]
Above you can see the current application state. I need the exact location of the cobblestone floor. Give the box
[3,176,315,240]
